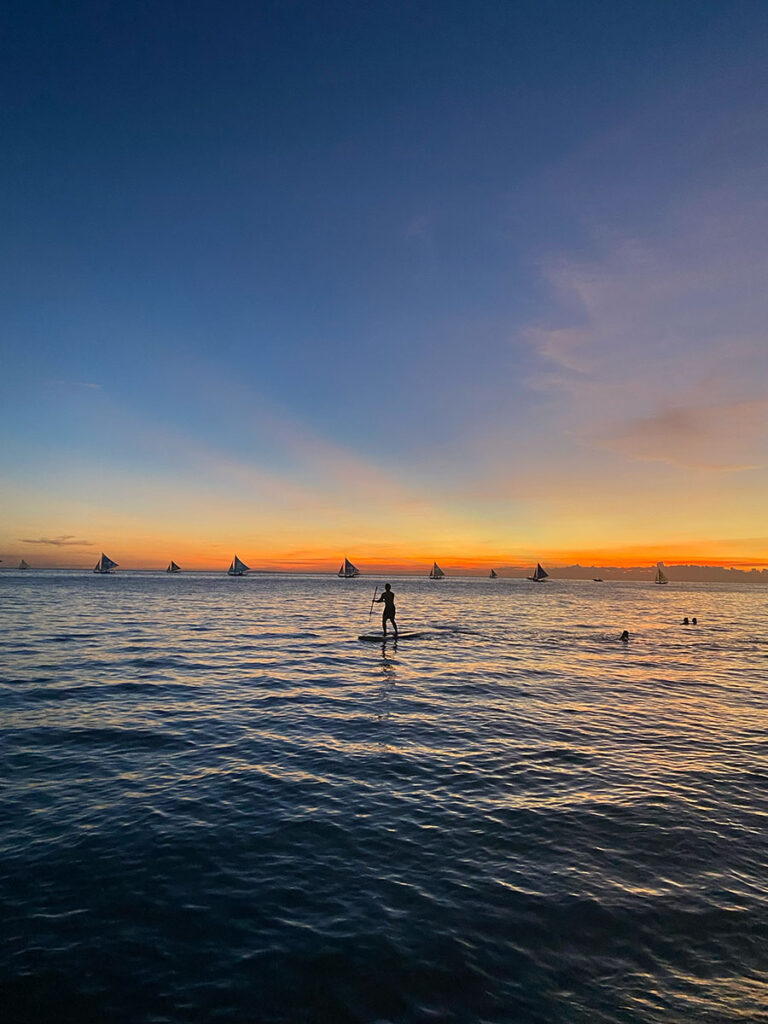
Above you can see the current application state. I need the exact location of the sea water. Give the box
[1,571,767,1023]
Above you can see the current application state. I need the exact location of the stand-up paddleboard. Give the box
[358,631,427,642]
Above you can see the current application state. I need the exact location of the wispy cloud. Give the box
[526,193,768,473]
[517,52,768,485]
[20,535,95,547]
[404,215,429,240]
[592,399,767,471]
[52,380,102,390]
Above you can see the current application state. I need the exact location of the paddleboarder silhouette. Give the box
[374,583,398,638]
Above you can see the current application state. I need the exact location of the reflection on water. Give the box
[374,643,398,725]
[1,571,767,1023]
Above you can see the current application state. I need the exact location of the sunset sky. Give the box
[2,1,768,571]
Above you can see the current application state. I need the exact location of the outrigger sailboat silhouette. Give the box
[93,553,118,574]
[429,562,445,579]
[227,555,249,576]
[489,569,498,578]
[166,561,181,573]
[527,562,549,582]
[654,562,669,585]
[338,558,360,578]
[18,559,30,570]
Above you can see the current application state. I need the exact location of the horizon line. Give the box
[3,561,768,576]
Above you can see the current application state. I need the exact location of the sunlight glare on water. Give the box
[1,572,767,1023]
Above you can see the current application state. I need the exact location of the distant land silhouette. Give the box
[501,564,768,584]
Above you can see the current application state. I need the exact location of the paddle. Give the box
[368,587,378,620]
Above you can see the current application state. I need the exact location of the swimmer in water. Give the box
[620,630,629,642]
[374,583,398,638]
[683,617,689,625]
[692,617,697,625]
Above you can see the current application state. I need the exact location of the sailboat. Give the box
[18,559,30,570]
[93,553,118,574]
[166,561,181,573]
[489,569,498,578]
[429,562,445,579]
[228,555,249,576]
[654,562,669,585]
[527,562,549,582]
[337,558,360,578]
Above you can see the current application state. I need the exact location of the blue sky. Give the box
[2,1,768,568]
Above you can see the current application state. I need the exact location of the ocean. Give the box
[1,571,767,1023]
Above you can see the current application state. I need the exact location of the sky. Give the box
[2,0,768,571]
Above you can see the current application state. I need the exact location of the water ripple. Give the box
[1,572,767,1022]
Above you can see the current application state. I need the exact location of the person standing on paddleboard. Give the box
[374,584,398,638]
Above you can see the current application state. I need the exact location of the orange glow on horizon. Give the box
[5,541,768,574]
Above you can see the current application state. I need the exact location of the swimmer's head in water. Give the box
[620,630,629,642]
[683,617,689,624]
[692,617,697,625]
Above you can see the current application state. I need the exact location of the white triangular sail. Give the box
[654,562,668,585]
[166,561,181,573]
[94,553,118,573]
[429,561,445,579]
[228,555,250,575]
[338,558,360,578]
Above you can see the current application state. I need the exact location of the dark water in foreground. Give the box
[1,571,767,1023]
